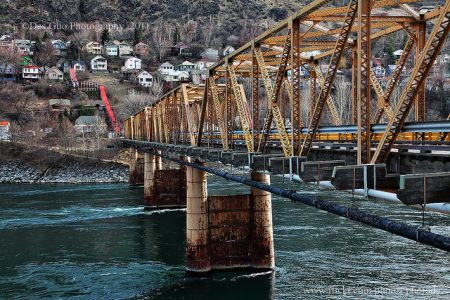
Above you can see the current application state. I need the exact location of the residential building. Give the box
[0,121,10,141]
[374,65,386,78]
[74,116,107,133]
[15,39,32,55]
[163,70,190,82]
[135,70,153,87]
[104,42,119,56]
[84,41,103,55]
[22,64,41,80]
[45,67,64,82]
[223,45,235,57]
[134,42,150,57]
[200,48,219,61]
[171,42,188,56]
[0,35,14,53]
[0,64,16,82]
[56,58,70,73]
[48,99,71,115]
[90,56,108,72]
[158,62,174,75]
[52,40,67,56]
[119,42,133,56]
[71,60,86,72]
[177,61,195,72]
[122,56,142,71]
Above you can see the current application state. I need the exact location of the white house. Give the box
[158,62,174,75]
[123,57,142,71]
[177,60,195,72]
[201,48,219,61]
[74,116,107,134]
[194,59,215,70]
[105,42,119,56]
[135,70,153,87]
[71,60,86,72]
[15,39,32,54]
[84,41,103,55]
[119,42,133,56]
[22,64,41,80]
[163,70,190,82]
[223,45,235,56]
[374,65,386,78]
[393,49,403,58]
[90,56,108,72]
[45,67,64,81]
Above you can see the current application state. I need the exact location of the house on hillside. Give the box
[48,99,71,116]
[135,70,153,87]
[0,121,11,141]
[74,116,107,133]
[22,64,41,80]
[45,67,64,82]
[84,41,103,55]
[171,42,188,56]
[191,59,216,84]
[52,40,67,56]
[0,35,14,53]
[373,65,386,78]
[122,57,141,71]
[177,61,195,72]
[162,70,190,82]
[56,58,70,73]
[15,39,32,55]
[90,56,108,72]
[223,45,235,57]
[105,42,119,57]
[118,42,133,56]
[158,62,174,75]
[134,42,150,57]
[71,60,86,72]
[0,64,16,82]
[200,48,219,61]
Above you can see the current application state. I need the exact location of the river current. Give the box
[1,176,449,299]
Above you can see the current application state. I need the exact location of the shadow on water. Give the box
[137,271,275,300]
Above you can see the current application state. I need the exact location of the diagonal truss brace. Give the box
[254,34,293,157]
[208,77,229,149]
[372,33,415,124]
[227,65,254,152]
[300,0,358,157]
[315,65,342,126]
[371,0,450,163]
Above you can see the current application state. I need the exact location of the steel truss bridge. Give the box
[125,0,450,163]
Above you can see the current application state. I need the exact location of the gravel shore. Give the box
[0,162,129,184]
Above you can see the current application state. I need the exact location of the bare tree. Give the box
[333,77,352,124]
[152,19,173,62]
[0,83,38,123]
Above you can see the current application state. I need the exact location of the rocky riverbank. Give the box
[0,161,129,184]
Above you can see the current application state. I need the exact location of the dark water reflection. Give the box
[0,177,449,299]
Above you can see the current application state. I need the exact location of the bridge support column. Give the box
[129,146,144,185]
[251,172,275,269]
[186,160,211,273]
[144,152,155,207]
[155,149,162,171]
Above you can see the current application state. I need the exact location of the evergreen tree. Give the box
[134,27,144,45]
[100,29,110,45]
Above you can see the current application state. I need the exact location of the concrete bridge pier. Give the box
[186,160,210,273]
[144,152,156,207]
[143,150,187,210]
[186,164,274,273]
[129,146,144,185]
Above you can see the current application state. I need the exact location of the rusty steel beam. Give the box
[196,81,208,146]
[414,21,427,123]
[357,0,372,164]
[252,45,260,146]
[371,0,450,164]
[373,33,415,124]
[300,0,358,158]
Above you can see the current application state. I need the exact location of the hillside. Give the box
[1,0,309,35]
